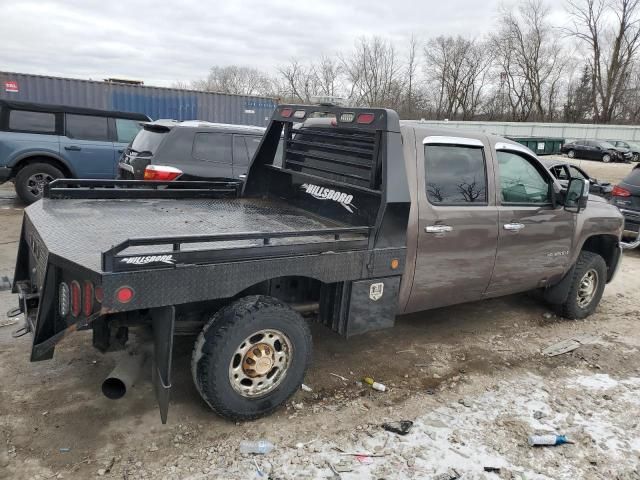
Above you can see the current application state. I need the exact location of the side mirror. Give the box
[564,178,589,213]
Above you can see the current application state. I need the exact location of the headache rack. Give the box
[44,179,242,199]
[102,226,370,272]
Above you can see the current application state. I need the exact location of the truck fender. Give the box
[11,150,76,177]
[543,264,576,305]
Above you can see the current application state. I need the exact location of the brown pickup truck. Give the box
[11,104,625,423]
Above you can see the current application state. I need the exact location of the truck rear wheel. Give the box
[191,295,312,421]
[560,251,607,319]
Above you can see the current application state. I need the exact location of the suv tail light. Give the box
[144,165,182,181]
[612,185,631,197]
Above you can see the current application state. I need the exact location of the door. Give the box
[406,135,499,313]
[60,114,116,178]
[487,145,574,295]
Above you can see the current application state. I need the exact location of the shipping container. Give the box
[407,119,640,144]
[0,71,278,127]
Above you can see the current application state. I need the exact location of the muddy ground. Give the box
[0,158,639,480]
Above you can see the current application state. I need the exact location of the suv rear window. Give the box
[9,110,56,133]
[66,114,109,141]
[130,128,167,155]
[623,166,640,186]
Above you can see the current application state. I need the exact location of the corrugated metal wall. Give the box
[405,119,640,143]
[0,71,277,126]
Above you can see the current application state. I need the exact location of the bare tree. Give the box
[566,0,640,122]
[341,37,405,108]
[491,0,565,121]
[191,66,272,96]
[424,36,491,120]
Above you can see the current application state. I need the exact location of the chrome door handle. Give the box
[239,174,247,179]
[504,223,525,231]
[425,225,453,234]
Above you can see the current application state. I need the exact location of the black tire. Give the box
[567,149,575,159]
[191,295,312,421]
[560,251,607,320]
[15,162,64,204]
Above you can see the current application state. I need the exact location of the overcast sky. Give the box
[1,0,568,87]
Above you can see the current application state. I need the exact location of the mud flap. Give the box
[543,265,576,304]
[151,306,175,424]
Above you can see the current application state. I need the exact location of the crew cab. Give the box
[10,104,626,423]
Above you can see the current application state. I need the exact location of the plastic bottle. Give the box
[239,440,274,454]
[363,377,387,392]
[527,434,570,446]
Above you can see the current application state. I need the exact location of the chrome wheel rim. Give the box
[26,173,54,197]
[568,150,575,158]
[602,154,611,163]
[228,329,292,398]
[577,269,598,308]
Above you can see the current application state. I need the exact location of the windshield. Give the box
[130,128,167,155]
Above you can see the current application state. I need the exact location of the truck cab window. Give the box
[497,151,551,204]
[424,145,487,204]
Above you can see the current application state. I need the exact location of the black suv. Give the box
[561,139,632,163]
[118,120,266,181]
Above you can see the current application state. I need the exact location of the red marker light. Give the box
[280,108,293,118]
[116,286,134,303]
[356,113,375,124]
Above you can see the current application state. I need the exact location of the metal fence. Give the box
[407,119,640,143]
[0,71,278,127]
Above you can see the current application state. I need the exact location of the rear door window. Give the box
[8,110,56,133]
[65,114,109,141]
[192,133,232,163]
[424,144,488,204]
[130,128,166,155]
[115,118,142,143]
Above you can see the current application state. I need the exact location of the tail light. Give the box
[143,165,182,181]
[59,282,70,317]
[70,281,81,317]
[280,108,293,118]
[612,185,631,197]
[83,281,94,316]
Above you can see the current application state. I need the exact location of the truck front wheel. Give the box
[560,251,607,319]
[191,295,312,421]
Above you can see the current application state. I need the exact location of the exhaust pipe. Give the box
[102,350,146,400]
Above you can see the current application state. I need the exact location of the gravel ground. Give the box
[1,159,639,480]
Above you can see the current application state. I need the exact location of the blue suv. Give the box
[0,100,150,203]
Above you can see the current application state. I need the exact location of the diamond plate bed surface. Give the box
[26,197,351,272]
